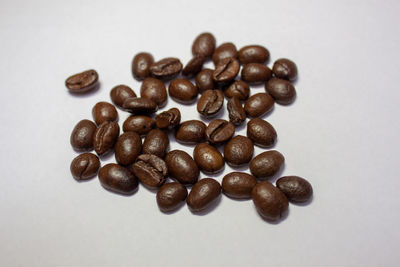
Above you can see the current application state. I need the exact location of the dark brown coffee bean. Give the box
[197,89,224,118]
[244,93,274,118]
[92,101,118,125]
[222,172,257,199]
[213,58,240,83]
[155,108,181,129]
[175,120,206,144]
[272,58,298,81]
[238,45,270,64]
[168,79,198,104]
[93,121,120,156]
[265,78,296,105]
[195,69,215,93]
[142,129,169,158]
[241,63,272,84]
[165,150,199,185]
[250,150,284,179]
[224,80,250,100]
[187,178,221,212]
[224,135,254,166]
[150,57,182,80]
[110,85,137,108]
[247,118,277,147]
[156,182,188,212]
[123,115,155,136]
[122,97,158,114]
[70,153,100,181]
[227,96,246,125]
[193,143,224,174]
[70,119,97,151]
[192,32,216,58]
[276,176,313,203]
[140,78,167,107]
[115,132,142,166]
[212,42,238,65]
[132,52,154,80]
[98,163,138,195]
[131,154,167,188]
[182,56,205,77]
[205,119,235,144]
[65,69,98,93]
[252,181,288,221]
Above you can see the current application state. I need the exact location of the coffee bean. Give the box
[123,115,155,136]
[156,182,188,212]
[222,172,257,199]
[155,108,181,129]
[168,79,198,104]
[140,77,167,107]
[265,78,296,105]
[142,129,169,158]
[187,178,221,212]
[122,97,158,114]
[227,96,246,125]
[252,181,288,221]
[70,153,100,181]
[244,93,274,117]
[247,118,277,147]
[205,119,235,144]
[224,80,250,100]
[224,135,254,166]
[131,154,167,188]
[92,101,118,125]
[132,52,154,80]
[98,163,138,195]
[175,120,206,144]
[195,69,215,93]
[70,119,97,151]
[93,121,120,156]
[115,132,142,166]
[110,85,136,108]
[276,176,313,203]
[65,69,98,93]
[150,57,182,80]
[241,63,272,84]
[193,143,224,174]
[272,58,298,81]
[165,150,199,185]
[213,58,240,83]
[212,42,238,65]
[238,45,270,64]
[192,32,216,58]
[250,150,284,179]
[197,89,224,118]
[182,56,205,77]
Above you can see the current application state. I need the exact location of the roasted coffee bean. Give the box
[175,120,206,144]
[98,163,138,195]
[150,57,182,80]
[197,90,224,118]
[140,77,167,107]
[224,80,250,100]
[192,32,216,58]
[70,119,97,151]
[247,118,277,147]
[193,143,224,174]
[131,154,167,188]
[115,132,142,166]
[65,69,98,93]
[122,97,158,114]
[70,153,100,181]
[265,78,296,105]
[155,108,181,129]
[93,121,120,156]
[168,79,198,104]
[241,63,272,84]
[165,150,199,185]
[132,52,154,80]
[187,178,221,212]
[142,129,169,158]
[123,115,155,136]
[224,135,254,166]
[182,56,205,77]
[238,45,270,64]
[205,119,235,144]
[110,85,136,108]
[213,58,240,83]
[222,172,257,199]
[195,69,215,93]
[244,93,274,117]
[212,42,238,65]
[276,176,313,203]
[272,58,298,81]
[227,96,246,125]
[156,182,188,212]
[92,101,118,125]
[252,181,288,221]
[250,150,284,179]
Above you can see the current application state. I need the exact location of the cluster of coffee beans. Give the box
[67,32,312,222]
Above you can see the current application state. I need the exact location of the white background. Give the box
[1,0,399,266]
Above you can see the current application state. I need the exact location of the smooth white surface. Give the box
[1,0,399,266]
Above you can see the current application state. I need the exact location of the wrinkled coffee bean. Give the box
[276,176,313,203]
[192,32,216,58]
[165,150,199,185]
[250,150,284,179]
[70,153,100,181]
[93,121,120,156]
[187,178,221,212]
[70,119,97,151]
[205,119,235,144]
[150,57,182,80]
[272,58,298,81]
[123,115,155,136]
[244,93,274,117]
[155,108,181,129]
[224,135,254,166]
[142,129,169,158]
[115,132,142,166]
[252,181,288,221]
[265,78,296,105]
[156,182,188,212]
[222,172,257,199]
[110,85,136,108]
[168,78,198,104]
[140,78,167,107]
[122,97,158,114]
[238,45,270,64]
[227,96,246,125]
[197,89,224,118]
[224,80,250,100]
[175,120,206,144]
[65,69,98,93]
[247,118,277,147]
[132,52,154,80]
[213,58,240,83]
[212,42,238,65]
[131,154,167,188]
[182,56,205,77]
[195,69,215,93]
[92,101,118,125]
[241,63,272,84]
[193,143,224,174]
[98,163,138,195]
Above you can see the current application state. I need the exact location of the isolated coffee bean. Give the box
[182,56,205,77]
[241,63,272,84]
[276,176,313,203]
[123,115,155,136]
[247,118,277,147]
[205,119,235,144]
[165,150,199,185]
[115,132,142,166]
[70,119,97,151]
[272,58,298,81]
[213,58,240,83]
[92,101,118,125]
[65,69,98,93]
[155,108,181,129]
[212,42,238,65]
[192,32,216,58]
[70,153,100,181]
[197,90,224,118]
[168,79,198,104]
[175,120,206,144]
[156,182,188,212]
[224,135,254,166]
[252,181,288,221]
[98,163,138,195]
[224,80,250,100]
[244,93,274,118]
[222,172,257,199]
[238,45,270,64]
[227,96,246,125]
[131,154,167,188]
[150,57,182,80]
[110,85,136,108]
[265,78,296,105]
[140,77,167,107]
[142,129,169,158]
[93,121,120,156]
[187,178,221,212]
[193,143,224,174]
[132,52,154,80]
[195,69,215,93]
[122,97,158,114]
[250,150,284,179]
